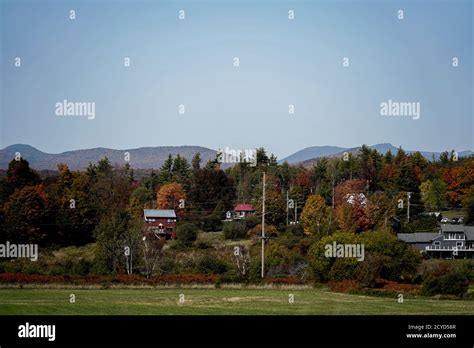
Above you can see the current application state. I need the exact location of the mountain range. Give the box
[0,144,217,171]
[0,143,472,171]
[280,143,473,167]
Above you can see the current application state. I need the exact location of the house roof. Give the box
[441,225,474,240]
[441,224,466,232]
[397,232,440,243]
[234,203,256,212]
[144,209,176,218]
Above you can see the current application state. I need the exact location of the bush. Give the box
[223,221,247,240]
[201,214,222,232]
[243,215,260,230]
[196,255,228,274]
[328,258,358,281]
[176,223,199,246]
[265,242,306,278]
[308,231,359,282]
[401,217,439,233]
[359,229,421,281]
[194,240,213,249]
[0,272,218,286]
[421,267,469,298]
[285,224,304,237]
[328,280,361,293]
[356,254,386,287]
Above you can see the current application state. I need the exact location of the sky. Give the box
[0,0,473,159]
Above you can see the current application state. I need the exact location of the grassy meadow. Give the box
[0,287,473,315]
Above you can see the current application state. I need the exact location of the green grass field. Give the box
[0,288,473,315]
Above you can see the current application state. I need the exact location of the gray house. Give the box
[398,225,474,259]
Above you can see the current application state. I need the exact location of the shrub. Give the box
[243,215,260,230]
[263,277,306,285]
[247,224,278,240]
[196,255,228,274]
[459,260,474,281]
[223,221,247,240]
[265,242,306,278]
[401,217,439,233]
[217,270,244,284]
[194,240,213,249]
[0,272,218,286]
[359,229,421,281]
[285,223,304,237]
[463,292,474,300]
[381,280,420,295]
[421,267,469,298]
[308,231,359,282]
[356,254,386,287]
[201,214,222,232]
[328,280,361,293]
[328,258,359,281]
[176,223,199,246]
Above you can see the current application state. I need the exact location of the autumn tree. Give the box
[129,186,155,218]
[334,179,366,207]
[367,192,396,230]
[89,162,131,220]
[358,145,382,190]
[443,158,474,206]
[2,184,51,244]
[4,158,40,194]
[94,212,141,274]
[335,200,371,234]
[256,191,285,226]
[463,185,474,225]
[300,194,332,236]
[420,179,447,211]
[51,168,96,246]
[156,182,186,218]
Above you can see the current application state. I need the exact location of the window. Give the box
[446,233,463,240]
[434,241,441,248]
[456,241,463,248]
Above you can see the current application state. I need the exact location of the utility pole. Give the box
[295,203,297,224]
[407,192,412,223]
[261,172,266,278]
[286,190,289,226]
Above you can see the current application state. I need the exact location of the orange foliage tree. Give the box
[442,158,474,206]
[156,182,186,218]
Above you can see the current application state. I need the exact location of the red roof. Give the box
[234,203,256,212]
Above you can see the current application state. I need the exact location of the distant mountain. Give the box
[2,143,472,171]
[278,146,346,164]
[0,144,218,171]
[281,143,473,166]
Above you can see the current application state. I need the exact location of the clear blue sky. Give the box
[1,0,472,159]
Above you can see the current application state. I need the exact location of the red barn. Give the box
[143,209,177,239]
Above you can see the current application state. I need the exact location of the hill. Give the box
[0,144,217,170]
